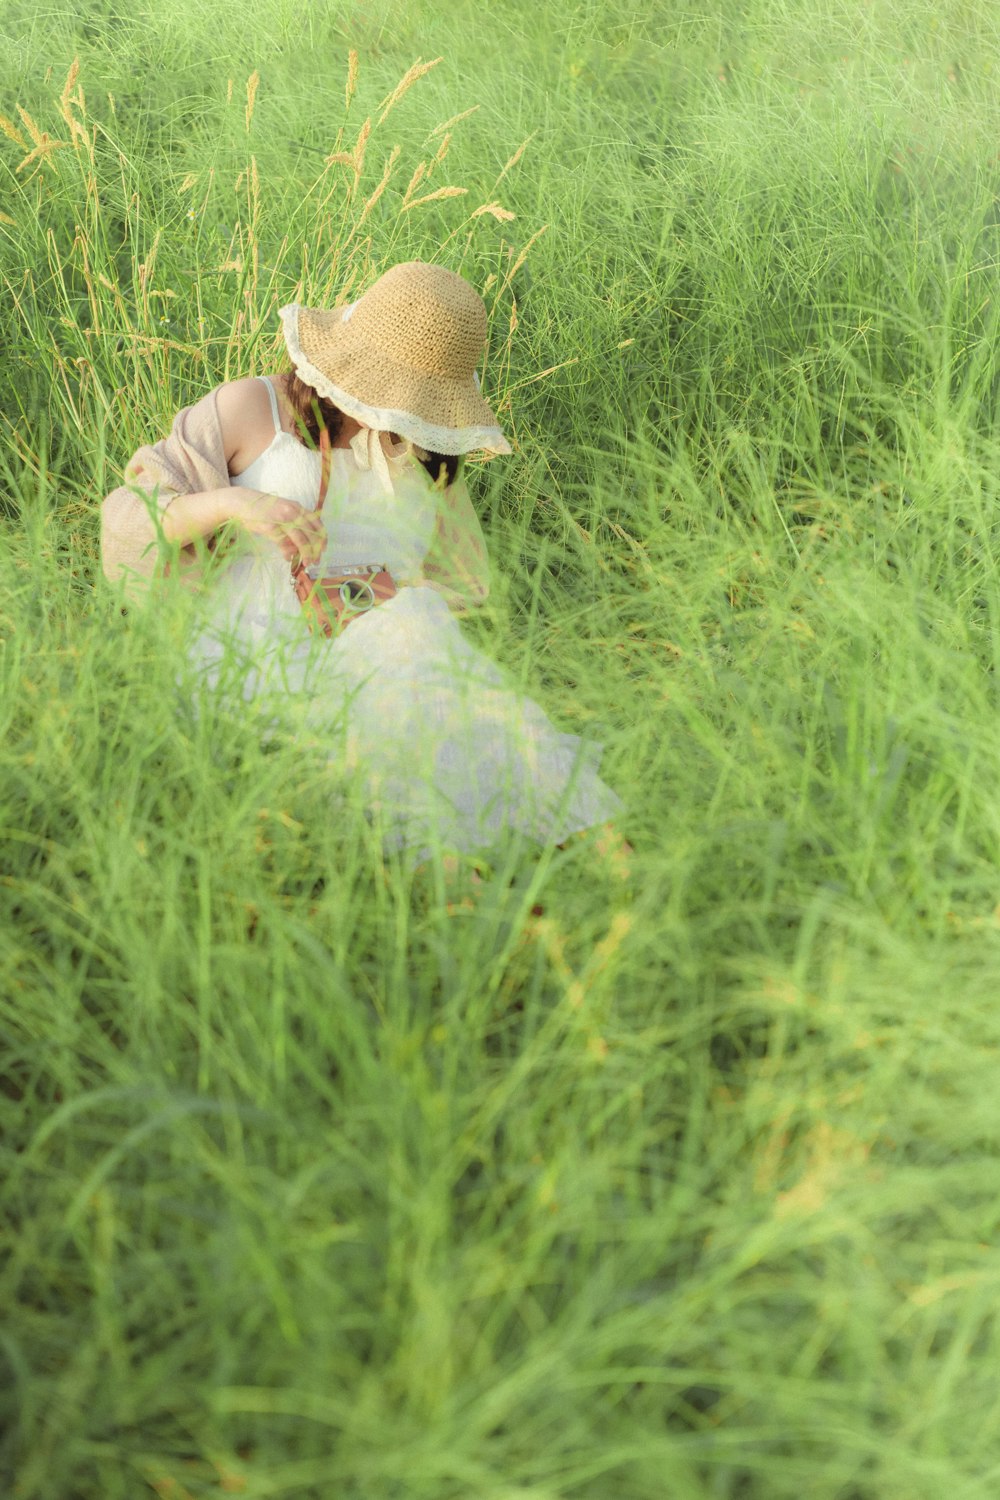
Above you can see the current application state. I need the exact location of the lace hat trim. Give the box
[278,264,512,457]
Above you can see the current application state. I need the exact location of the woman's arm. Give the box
[101,381,324,592]
[157,379,325,561]
[160,486,325,564]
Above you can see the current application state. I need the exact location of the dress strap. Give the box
[257,376,282,436]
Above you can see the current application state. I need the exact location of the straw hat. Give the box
[278,262,511,457]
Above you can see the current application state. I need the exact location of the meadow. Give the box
[3,0,1000,1495]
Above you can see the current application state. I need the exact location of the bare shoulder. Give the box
[215,375,282,473]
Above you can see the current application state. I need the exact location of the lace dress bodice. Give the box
[232,429,438,580]
[207,392,440,642]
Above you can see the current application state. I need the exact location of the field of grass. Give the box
[4,0,1000,1495]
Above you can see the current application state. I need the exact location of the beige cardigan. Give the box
[100,388,229,599]
[101,385,491,605]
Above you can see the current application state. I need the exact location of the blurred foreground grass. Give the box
[3,0,1000,1496]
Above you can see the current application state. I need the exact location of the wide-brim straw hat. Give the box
[279,261,511,457]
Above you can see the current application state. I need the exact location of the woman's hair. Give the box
[285,368,461,488]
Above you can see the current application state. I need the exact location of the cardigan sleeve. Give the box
[100,387,230,598]
[420,474,490,607]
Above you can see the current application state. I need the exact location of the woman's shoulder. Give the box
[214,374,276,428]
[213,374,284,471]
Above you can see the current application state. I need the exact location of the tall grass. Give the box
[4,1,1000,1496]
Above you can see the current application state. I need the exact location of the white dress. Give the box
[191,378,622,856]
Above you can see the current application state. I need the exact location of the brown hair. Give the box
[284,368,461,489]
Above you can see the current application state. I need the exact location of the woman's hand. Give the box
[232,491,326,565]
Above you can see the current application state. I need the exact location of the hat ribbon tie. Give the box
[349,425,407,495]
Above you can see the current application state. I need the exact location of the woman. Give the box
[102,261,624,860]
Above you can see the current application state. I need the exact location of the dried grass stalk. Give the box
[495,135,535,184]
[402,161,427,204]
[345,50,359,113]
[402,185,467,212]
[376,58,443,125]
[504,225,549,284]
[245,71,260,132]
[16,136,68,176]
[16,107,47,147]
[0,114,27,148]
[427,107,478,138]
[353,118,372,186]
[471,202,516,221]
[357,146,400,226]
